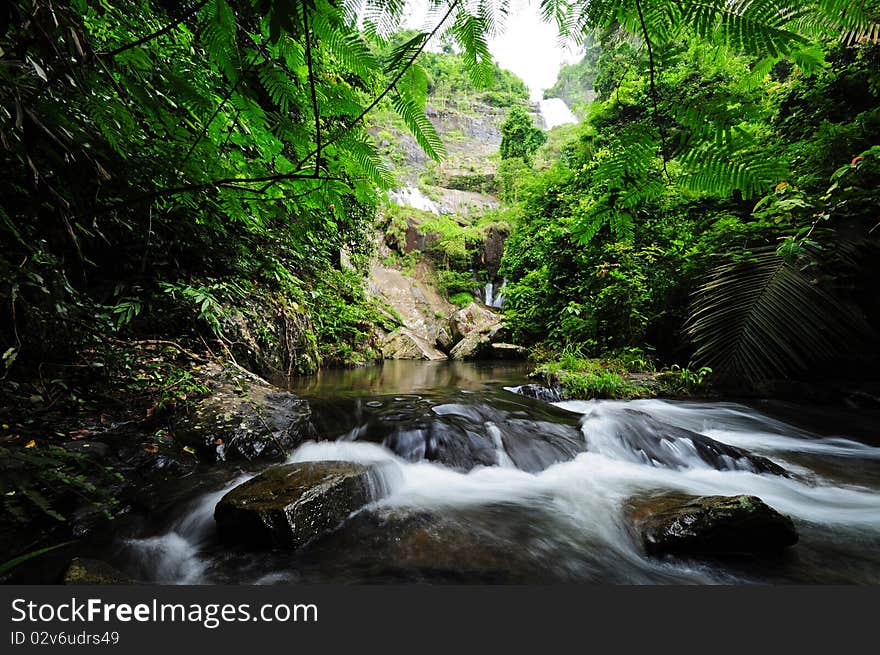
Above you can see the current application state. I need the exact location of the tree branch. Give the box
[302,8,322,177]
[258,0,459,192]
[634,0,671,181]
[99,0,209,58]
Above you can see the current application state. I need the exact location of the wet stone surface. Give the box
[214,461,390,548]
[626,493,799,556]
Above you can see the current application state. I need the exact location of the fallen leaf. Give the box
[24,439,36,448]
[183,446,196,455]
[143,444,159,453]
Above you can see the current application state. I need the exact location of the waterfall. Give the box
[389,186,442,214]
[484,279,506,308]
[538,97,578,130]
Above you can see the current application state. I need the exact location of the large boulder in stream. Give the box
[173,366,315,462]
[449,302,500,342]
[301,505,569,583]
[381,327,448,360]
[626,493,798,556]
[582,407,788,475]
[214,461,391,548]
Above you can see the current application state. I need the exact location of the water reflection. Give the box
[281,359,531,397]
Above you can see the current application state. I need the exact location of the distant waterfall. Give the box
[389,186,442,214]
[484,279,506,308]
[538,98,578,130]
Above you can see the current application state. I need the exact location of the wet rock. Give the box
[302,505,567,583]
[173,367,314,462]
[222,291,320,378]
[381,328,448,360]
[367,256,456,357]
[583,407,788,475]
[477,225,509,278]
[376,396,583,472]
[214,461,390,548]
[433,325,455,353]
[63,558,134,585]
[498,418,584,472]
[626,493,799,556]
[489,343,526,359]
[450,323,509,360]
[508,384,563,403]
[449,302,500,342]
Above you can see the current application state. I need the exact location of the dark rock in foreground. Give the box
[63,557,134,585]
[300,504,570,583]
[173,366,314,461]
[626,493,798,556]
[214,461,389,548]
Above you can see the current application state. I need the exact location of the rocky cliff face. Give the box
[365,93,520,360]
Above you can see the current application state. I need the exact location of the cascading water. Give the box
[123,474,253,584]
[538,97,578,129]
[483,279,506,308]
[117,363,880,585]
[389,186,442,214]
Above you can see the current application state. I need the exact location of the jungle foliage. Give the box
[500,105,546,164]
[0,0,514,378]
[502,2,880,384]
[1,0,879,387]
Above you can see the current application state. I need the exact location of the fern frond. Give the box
[258,63,298,113]
[451,8,495,87]
[312,10,380,82]
[201,0,239,77]
[395,62,429,110]
[339,133,395,188]
[383,31,430,74]
[390,90,446,160]
[679,141,784,198]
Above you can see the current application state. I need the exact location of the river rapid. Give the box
[119,361,880,585]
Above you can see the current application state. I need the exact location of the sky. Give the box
[402,1,582,100]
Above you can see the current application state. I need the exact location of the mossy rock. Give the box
[173,367,315,462]
[63,558,134,585]
[626,493,798,556]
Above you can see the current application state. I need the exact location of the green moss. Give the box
[531,349,713,400]
[450,292,475,307]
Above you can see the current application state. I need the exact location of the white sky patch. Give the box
[402,0,581,100]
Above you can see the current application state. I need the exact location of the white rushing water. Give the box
[132,397,880,584]
[484,279,506,308]
[389,186,442,214]
[538,97,578,129]
[286,407,880,528]
[124,474,253,584]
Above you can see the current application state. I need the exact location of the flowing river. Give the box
[120,361,880,584]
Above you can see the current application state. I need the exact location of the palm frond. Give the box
[685,247,868,382]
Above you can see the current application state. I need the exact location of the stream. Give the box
[120,361,880,584]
